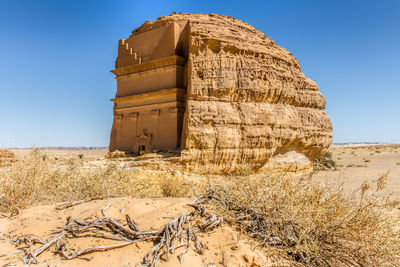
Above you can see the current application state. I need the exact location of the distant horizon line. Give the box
[2,141,400,150]
[3,146,108,150]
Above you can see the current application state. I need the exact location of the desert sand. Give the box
[9,144,400,196]
[0,196,268,267]
[1,144,399,266]
[313,144,400,197]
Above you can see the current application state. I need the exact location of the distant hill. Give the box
[332,142,400,147]
[333,142,382,146]
[7,146,108,150]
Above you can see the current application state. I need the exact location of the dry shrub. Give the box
[0,149,197,212]
[207,173,400,266]
[314,152,336,171]
[0,149,17,167]
[2,149,400,266]
[159,170,192,197]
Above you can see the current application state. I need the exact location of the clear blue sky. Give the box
[0,0,399,147]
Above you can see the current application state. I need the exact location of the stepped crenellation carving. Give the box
[116,39,142,68]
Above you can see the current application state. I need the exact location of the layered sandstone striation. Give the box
[110,13,333,173]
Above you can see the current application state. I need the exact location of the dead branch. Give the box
[55,196,110,211]
[12,189,224,266]
[56,240,136,260]
[21,231,67,264]
[126,214,141,232]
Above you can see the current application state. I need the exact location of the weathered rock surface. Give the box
[115,13,333,173]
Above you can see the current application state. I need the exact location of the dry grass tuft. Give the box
[0,149,196,212]
[207,173,400,266]
[159,170,193,197]
[313,152,336,171]
[0,149,17,167]
[2,149,400,266]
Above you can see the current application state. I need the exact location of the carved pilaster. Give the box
[151,109,160,115]
[168,107,185,113]
[129,112,139,145]
[151,109,160,149]
[115,114,123,148]
[168,107,178,113]
[129,112,139,120]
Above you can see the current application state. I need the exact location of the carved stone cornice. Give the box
[111,88,186,103]
[111,55,186,77]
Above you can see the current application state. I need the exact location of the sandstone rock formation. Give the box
[110,13,333,173]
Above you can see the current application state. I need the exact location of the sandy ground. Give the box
[313,144,400,197]
[0,197,269,267]
[9,149,107,162]
[12,144,398,197]
[1,144,400,266]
